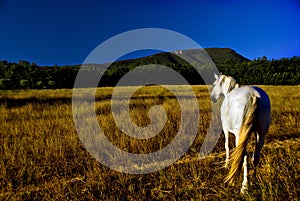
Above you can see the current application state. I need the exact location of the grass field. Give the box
[0,85,299,200]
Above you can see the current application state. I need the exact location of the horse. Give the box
[210,74,271,193]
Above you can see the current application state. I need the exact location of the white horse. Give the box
[210,74,271,193]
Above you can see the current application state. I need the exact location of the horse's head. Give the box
[210,74,224,103]
[210,74,239,103]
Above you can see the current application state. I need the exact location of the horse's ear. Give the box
[214,73,218,79]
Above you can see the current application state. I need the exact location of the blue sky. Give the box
[0,0,299,66]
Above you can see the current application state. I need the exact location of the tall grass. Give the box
[0,86,299,200]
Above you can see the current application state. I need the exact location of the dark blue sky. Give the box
[0,0,299,66]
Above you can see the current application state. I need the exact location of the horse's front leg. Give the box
[241,154,248,194]
[224,130,230,167]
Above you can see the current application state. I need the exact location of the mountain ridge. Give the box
[101,47,249,70]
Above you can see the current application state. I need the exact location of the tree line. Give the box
[0,55,299,89]
[219,56,300,85]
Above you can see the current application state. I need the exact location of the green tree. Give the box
[20,79,29,88]
[0,79,11,89]
[48,80,56,88]
[36,81,44,89]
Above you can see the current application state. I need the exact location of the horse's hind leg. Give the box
[253,132,265,179]
[224,129,230,167]
[253,132,265,167]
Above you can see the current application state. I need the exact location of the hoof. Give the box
[224,162,229,168]
[240,185,248,194]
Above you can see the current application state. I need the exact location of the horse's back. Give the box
[221,86,271,134]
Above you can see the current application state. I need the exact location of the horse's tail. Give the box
[225,94,258,185]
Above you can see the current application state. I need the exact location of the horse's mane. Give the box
[220,75,240,94]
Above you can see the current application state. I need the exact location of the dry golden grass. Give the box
[0,86,299,200]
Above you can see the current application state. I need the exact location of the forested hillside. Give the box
[0,48,299,89]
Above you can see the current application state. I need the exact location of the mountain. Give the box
[204,48,250,65]
[87,47,249,86]
[47,47,251,86]
[106,47,249,69]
